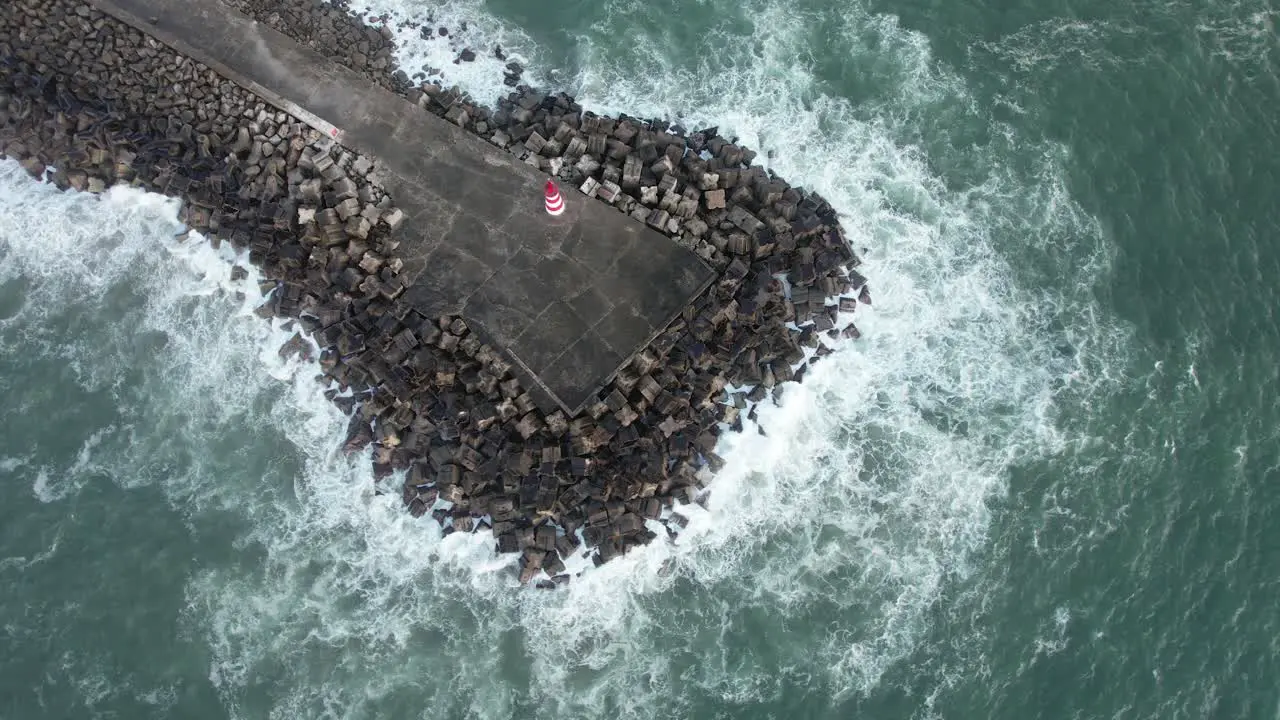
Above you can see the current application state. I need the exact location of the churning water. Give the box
[3,0,1278,717]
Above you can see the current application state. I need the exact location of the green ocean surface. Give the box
[1,0,1277,717]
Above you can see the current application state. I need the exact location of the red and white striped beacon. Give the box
[544,179,564,216]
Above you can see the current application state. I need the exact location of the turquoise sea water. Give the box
[2,0,1278,717]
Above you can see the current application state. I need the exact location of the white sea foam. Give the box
[349,0,546,106]
[0,0,1127,713]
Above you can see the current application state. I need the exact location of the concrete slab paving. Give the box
[89,0,715,414]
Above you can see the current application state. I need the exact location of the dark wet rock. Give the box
[342,416,374,454]
[278,332,313,362]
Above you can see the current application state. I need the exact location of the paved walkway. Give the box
[89,0,714,415]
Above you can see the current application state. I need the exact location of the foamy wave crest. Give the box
[2,158,534,717]
[0,161,288,512]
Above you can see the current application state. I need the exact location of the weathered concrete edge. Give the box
[85,0,345,143]
[469,316,570,416]
[570,270,719,416]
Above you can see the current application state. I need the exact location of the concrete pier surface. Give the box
[87,0,715,415]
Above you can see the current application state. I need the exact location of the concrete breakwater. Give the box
[0,0,870,584]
